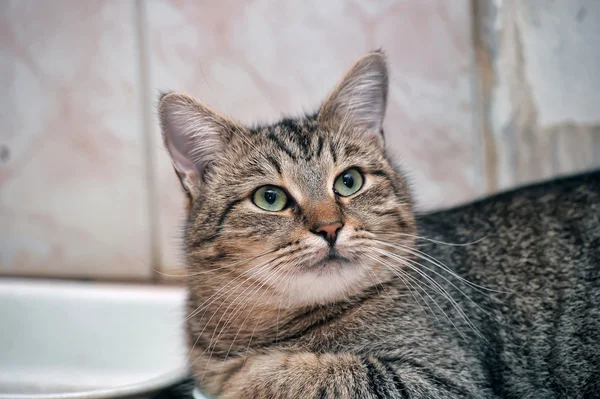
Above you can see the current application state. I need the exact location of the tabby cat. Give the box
[158,51,600,398]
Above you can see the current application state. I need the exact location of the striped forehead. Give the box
[251,117,335,200]
[255,118,324,160]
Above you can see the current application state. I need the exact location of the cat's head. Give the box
[159,51,415,307]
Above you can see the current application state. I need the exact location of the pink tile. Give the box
[146,0,481,273]
[0,1,152,279]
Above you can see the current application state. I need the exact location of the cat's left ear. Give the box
[318,50,388,145]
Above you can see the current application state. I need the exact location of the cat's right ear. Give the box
[158,92,236,200]
[318,51,388,146]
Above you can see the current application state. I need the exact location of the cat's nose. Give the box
[311,222,343,246]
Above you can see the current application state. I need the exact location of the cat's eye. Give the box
[252,186,288,212]
[334,168,364,197]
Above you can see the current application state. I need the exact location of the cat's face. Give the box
[160,52,415,306]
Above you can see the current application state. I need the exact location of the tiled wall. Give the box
[473,0,600,192]
[1,0,598,280]
[0,1,151,279]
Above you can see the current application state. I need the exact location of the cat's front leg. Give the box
[211,351,475,399]
[215,351,372,399]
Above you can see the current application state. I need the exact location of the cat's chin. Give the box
[277,259,373,308]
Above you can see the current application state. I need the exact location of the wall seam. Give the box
[134,0,161,282]
[470,0,499,194]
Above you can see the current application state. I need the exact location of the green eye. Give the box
[334,168,364,197]
[252,186,288,211]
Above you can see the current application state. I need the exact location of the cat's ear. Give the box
[158,92,237,199]
[319,51,388,144]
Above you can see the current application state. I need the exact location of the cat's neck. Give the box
[189,284,307,354]
[187,281,389,358]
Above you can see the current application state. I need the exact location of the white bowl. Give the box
[0,278,191,399]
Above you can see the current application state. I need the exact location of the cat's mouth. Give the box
[310,249,351,269]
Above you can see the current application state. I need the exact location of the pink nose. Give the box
[312,222,343,246]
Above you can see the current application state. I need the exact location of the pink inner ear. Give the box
[160,98,203,181]
[319,52,388,138]
[166,138,199,180]
[160,94,230,190]
[160,93,243,193]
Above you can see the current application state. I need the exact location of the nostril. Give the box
[317,230,329,241]
[311,222,343,246]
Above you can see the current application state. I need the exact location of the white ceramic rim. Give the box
[192,387,204,399]
[0,368,189,399]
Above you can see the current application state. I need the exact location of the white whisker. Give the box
[372,246,494,318]
[186,258,277,365]
[366,252,468,340]
[374,238,507,294]
[365,253,439,323]
[372,248,486,341]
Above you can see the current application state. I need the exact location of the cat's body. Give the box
[416,171,600,398]
[159,52,600,398]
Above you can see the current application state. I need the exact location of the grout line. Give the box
[134,0,162,282]
[470,0,498,194]
[466,0,485,197]
[0,273,185,287]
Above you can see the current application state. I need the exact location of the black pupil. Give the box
[264,189,277,205]
[342,172,355,188]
